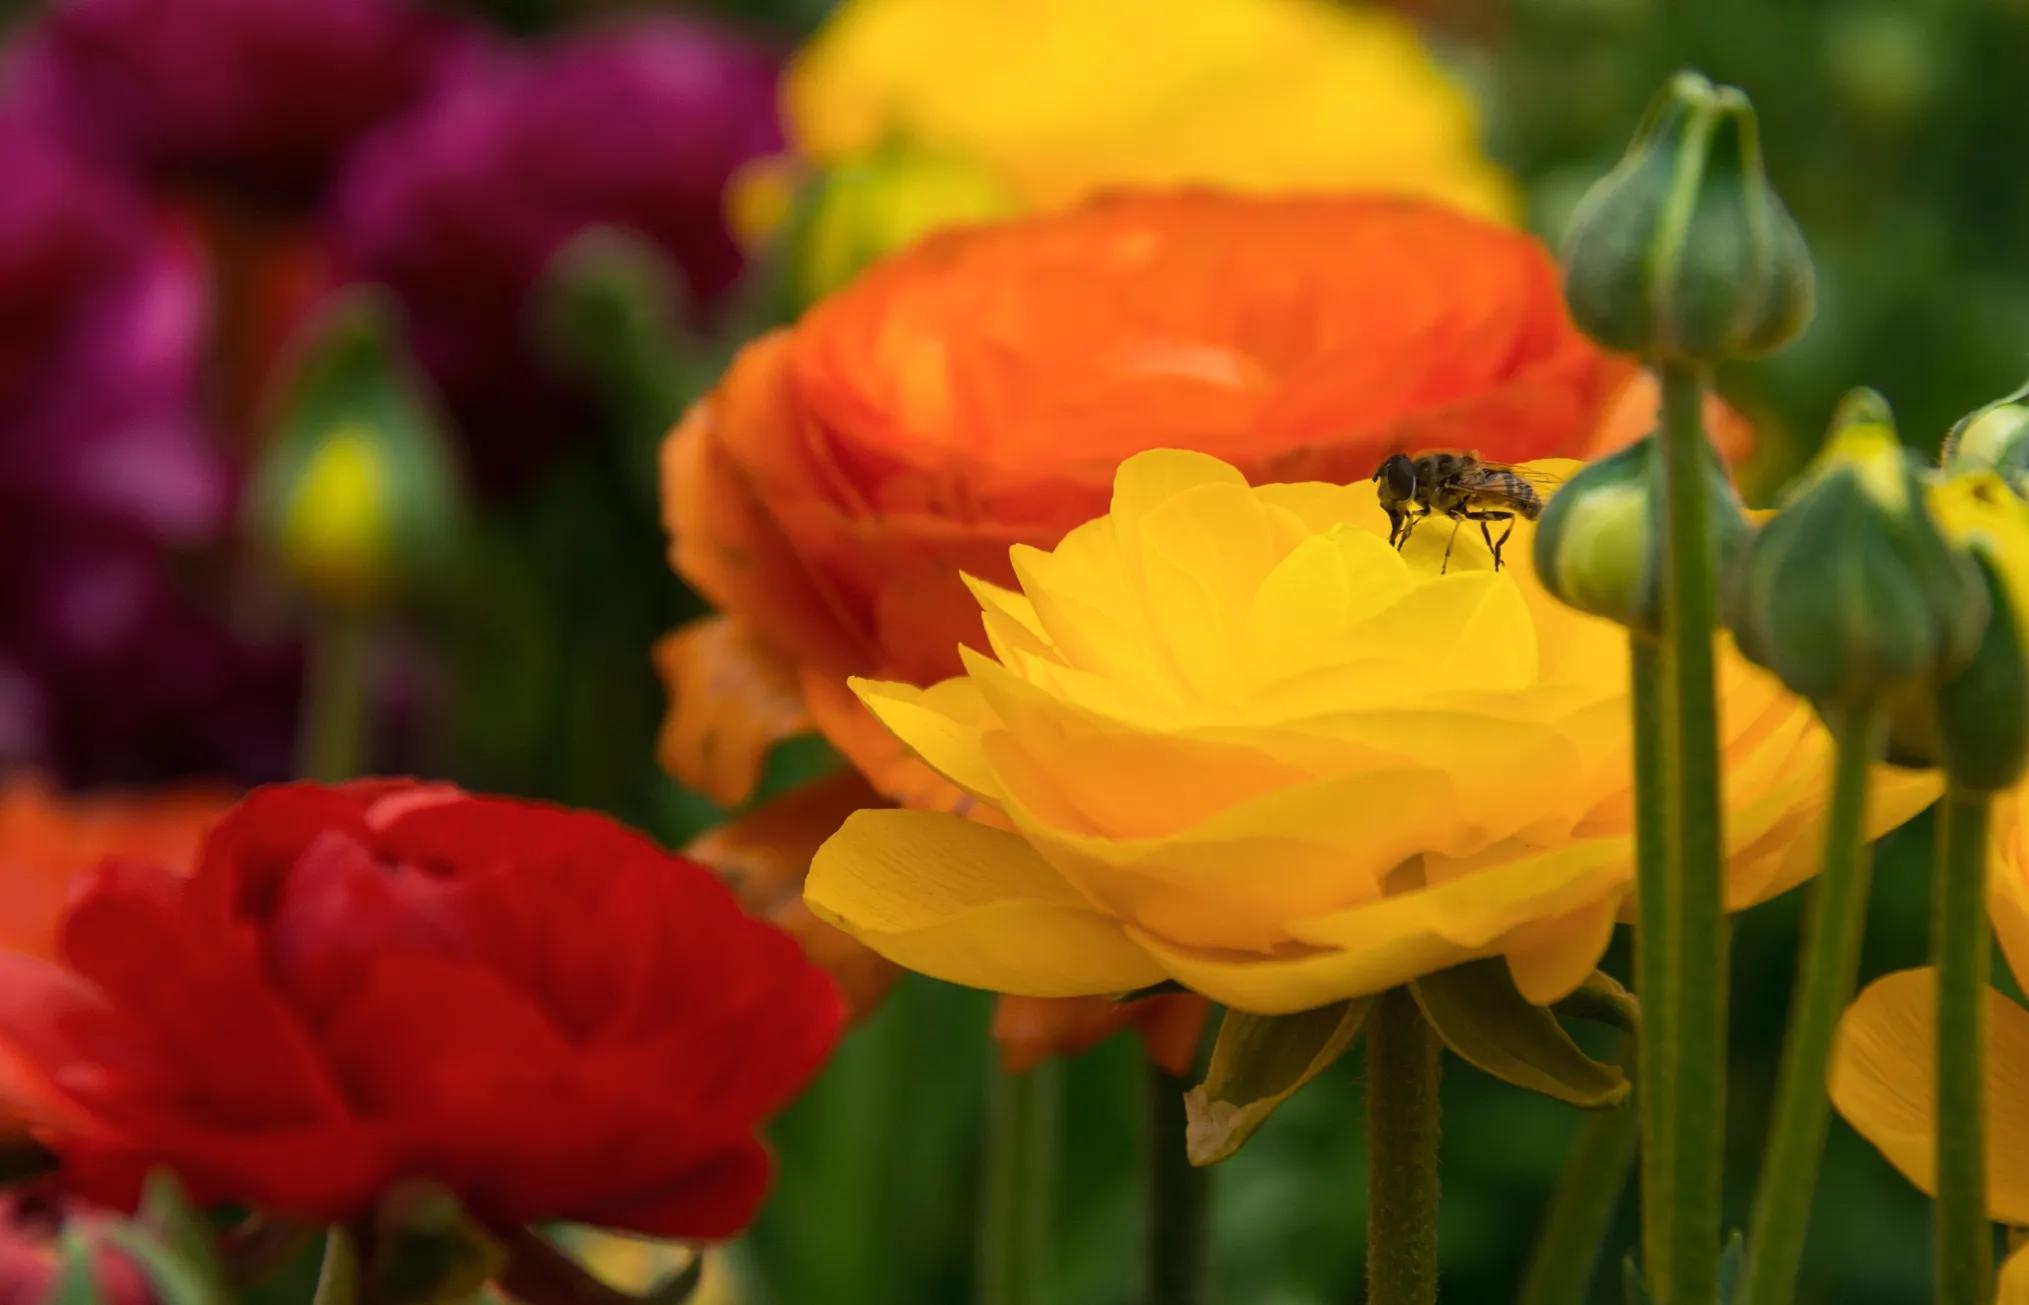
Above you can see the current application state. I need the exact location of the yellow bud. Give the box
[277,425,393,606]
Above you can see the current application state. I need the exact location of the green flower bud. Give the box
[247,289,467,610]
[793,140,1020,304]
[1724,398,1987,710]
[1886,473,2029,791]
[1941,379,2029,498]
[1533,433,1750,638]
[1561,70,1815,365]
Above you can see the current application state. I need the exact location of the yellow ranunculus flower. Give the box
[806,450,1934,1015]
[778,0,1514,221]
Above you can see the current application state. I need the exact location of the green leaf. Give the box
[1553,968,1642,1034]
[1717,1229,1747,1304]
[643,1254,705,1304]
[1621,1252,1653,1305]
[1183,998,1372,1166]
[135,1170,227,1290]
[1410,959,1630,1109]
[368,1183,505,1305]
[103,1226,229,1305]
[50,1231,105,1305]
[311,1229,359,1305]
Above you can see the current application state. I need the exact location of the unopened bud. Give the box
[1561,71,1814,365]
[793,142,1019,305]
[248,290,466,610]
[1725,399,1986,710]
[1942,380,2029,498]
[1890,474,2029,791]
[1533,434,1749,638]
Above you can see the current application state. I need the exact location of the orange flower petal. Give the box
[653,617,812,808]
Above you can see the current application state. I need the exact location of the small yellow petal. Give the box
[807,809,1164,996]
[1829,968,2029,1224]
[850,676,1002,801]
[1107,449,1249,526]
[1503,894,1623,1006]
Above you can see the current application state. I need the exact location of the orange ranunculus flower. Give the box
[0,774,232,960]
[660,191,1664,809]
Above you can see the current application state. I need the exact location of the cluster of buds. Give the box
[1539,70,2029,795]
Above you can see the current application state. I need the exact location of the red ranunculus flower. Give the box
[0,781,841,1238]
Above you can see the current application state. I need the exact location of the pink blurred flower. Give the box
[0,114,295,785]
[332,15,785,479]
[2,0,475,203]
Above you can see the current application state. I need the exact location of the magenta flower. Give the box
[0,114,295,785]
[3,0,475,202]
[331,15,785,478]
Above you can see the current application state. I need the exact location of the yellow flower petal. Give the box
[1828,968,2029,1224]
[850,676,1002,802]
[1988,784,2029,992]
[997,757,1460,952]
[1287,838,1629,957]
[807,809,1165,996]
[1503,896,1622,1007]
[2002,1240,2029,1305]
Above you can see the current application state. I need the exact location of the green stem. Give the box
[1657,359,1728,1305]
[1935,788,1995,1305]
[1739,706,1887,1305]
[1366,990,1442,1305]
[1630,635,1675,1293]
[1516,1090,1639,1305]
[310,1229,358,1305]
[298,609,374,782]
[1145,1064,1209,1305]
[978,1060,1061,1305]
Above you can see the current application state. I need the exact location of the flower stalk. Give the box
[299,610,374,783]
[1366,991,1442,1305]
[1934,787,1994,1305]
[978,1061,1062,1305]
[1145,1065,1209,1305]
[1656,359,1729,1305]
[1740,706,1888,1305]
[1629,636,1675,1288]
[1516,1078,1639,1305]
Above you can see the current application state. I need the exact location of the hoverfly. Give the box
[1370,451,1559,573]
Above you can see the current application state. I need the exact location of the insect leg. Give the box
[1490,515,1516,570]
[1462,509,1518,571]
[1440,513,1465,575]
[1397,506,1427,552]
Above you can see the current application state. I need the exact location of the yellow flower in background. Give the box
[744,0,1513,278]
[806,451,1933,1015]
[1832,781,2029,1303]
